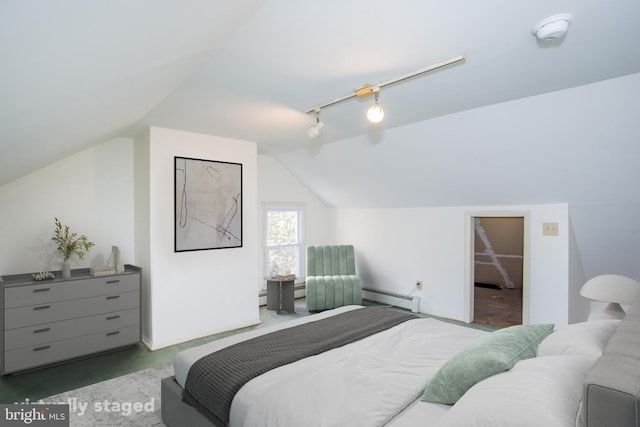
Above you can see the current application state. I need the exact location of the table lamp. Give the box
[580,274,640,319]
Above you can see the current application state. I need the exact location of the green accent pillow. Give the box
[421,323,554,405]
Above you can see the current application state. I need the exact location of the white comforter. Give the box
[225,310,487,427]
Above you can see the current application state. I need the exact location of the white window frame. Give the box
[263,203,305,283]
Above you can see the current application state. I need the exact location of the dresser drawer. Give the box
[4,308,139,351]
[4,291,139,330]
[4,273,139,309]
[3,325,140,374]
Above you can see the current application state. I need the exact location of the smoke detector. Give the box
[532,14,573,41]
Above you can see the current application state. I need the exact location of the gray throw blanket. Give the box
[182,306,417,426]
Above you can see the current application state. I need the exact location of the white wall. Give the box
[257,155,337,285]
[525,204,570,325]
[568,215,589,323]
[135,127,259,350]
[569,202,640,280]
[258,155,579,325]
[274,73,640,284]
[0,137,135,276]
[336,203,574,326]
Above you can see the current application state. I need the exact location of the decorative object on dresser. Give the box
[51,217,95,278]
[112,245,125,274]
[32,272,55,281]
[89,246,126,276]
[0,265,141,375]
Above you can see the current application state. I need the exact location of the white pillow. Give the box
[437,356,594,427]
[536,319,620,359]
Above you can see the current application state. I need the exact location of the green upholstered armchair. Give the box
[306,245,362,312]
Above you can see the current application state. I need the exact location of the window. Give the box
[264,205,304,279]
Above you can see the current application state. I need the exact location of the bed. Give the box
[161,303,640,427]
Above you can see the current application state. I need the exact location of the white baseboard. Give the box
[142,317,261,351]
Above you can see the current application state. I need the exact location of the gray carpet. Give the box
[42,363,172,427]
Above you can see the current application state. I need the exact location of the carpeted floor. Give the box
[41,363,172,427]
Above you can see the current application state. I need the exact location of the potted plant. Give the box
[51,217,95,278]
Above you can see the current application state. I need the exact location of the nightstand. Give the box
[266,278,295,314]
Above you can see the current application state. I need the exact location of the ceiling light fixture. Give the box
[532,14,573,41]
[304,54,465,135]
[306,108,325,138]
[366,90,384,123]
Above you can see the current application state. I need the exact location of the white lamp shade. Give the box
[580,274,640,304]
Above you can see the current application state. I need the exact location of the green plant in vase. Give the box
[52,217,95,278]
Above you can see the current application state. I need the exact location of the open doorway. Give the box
[472,216,525,328]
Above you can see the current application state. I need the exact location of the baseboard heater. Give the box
[259,285,420,313]
[362,287,420,313]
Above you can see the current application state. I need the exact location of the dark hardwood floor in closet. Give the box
[473,285,522,328]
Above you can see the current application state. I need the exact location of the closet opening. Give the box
[465,213,530,327]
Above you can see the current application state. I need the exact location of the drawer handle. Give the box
[106,280,120,284]
[33,345,51,352]
[106,315,121,320]
[33,328,51,334]
[33,305,51,311]
[33,287,51,293]
[106,295,120,300]
[106,331,120,336]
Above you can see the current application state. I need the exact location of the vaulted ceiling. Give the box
[2,0,639,188]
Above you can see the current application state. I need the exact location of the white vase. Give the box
[62,259,71,278]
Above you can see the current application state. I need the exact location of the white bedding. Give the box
[385,399,450,427]
[174,306,488,427]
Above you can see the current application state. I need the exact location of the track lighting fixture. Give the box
[306,108,325,138]
[304,54,465,137]
[366,91,384,124]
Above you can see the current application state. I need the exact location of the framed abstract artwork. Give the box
[174,156,242,252]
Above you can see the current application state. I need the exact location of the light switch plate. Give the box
[543,222,559,236]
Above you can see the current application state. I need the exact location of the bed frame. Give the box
[161,303,640,427]
[583,302,640,427]
[162,375,213,427]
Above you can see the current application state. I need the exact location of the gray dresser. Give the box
[1,265,141,374]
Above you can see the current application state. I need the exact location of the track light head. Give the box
[367,92,384,123]
[307,120,325,138]
[307,109,325,138]
[306,126,319,139]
